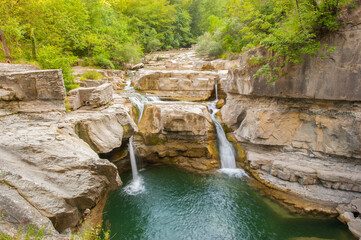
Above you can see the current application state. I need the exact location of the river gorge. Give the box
[0,15,361,239]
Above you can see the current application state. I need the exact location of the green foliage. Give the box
[112,43,142,64]
[197,0,354,79]
[150,136,168,145]
[82,70,103,80]
[71,222,110,240]
[196,32,223,58]
[248,55,266,67]
[37,45,79,91]
[91,55,114,69]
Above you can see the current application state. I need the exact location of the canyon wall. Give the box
[221,8,361,213]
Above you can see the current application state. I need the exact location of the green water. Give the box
[103,166,354,240]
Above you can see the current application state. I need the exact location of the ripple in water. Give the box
[217,168,248,178]
[104,166,354,240]
[123,176,145,195]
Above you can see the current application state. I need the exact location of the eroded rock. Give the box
[133,69,219,101]
[134,103,219,171]
[68,83,113,110]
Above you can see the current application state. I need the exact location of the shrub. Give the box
[196,32,223,58]
[82,70,103,80]
[37,45,79,92]
[92,55,114,69]
[112,44,142,64]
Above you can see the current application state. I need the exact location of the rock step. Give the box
[248,150,361,194]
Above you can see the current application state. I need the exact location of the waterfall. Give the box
[129,136,139,179]
[128,93,147,124]
[215,78,218,101]
[208,102,236,169]
[123,138,145,195]
[208,80,247,178]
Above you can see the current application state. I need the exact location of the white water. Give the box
[215,78,218,101]
[123,136,145,195]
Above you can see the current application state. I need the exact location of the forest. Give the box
[0,0,353,89]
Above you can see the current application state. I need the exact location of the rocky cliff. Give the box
[220,7,361,237]
[0,65,135,237]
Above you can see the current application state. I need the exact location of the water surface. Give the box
[103,166,354,240]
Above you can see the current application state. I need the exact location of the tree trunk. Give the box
[0,26,11,63]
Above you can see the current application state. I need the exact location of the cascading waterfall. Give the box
[123,136,145,195]
[214,78,218,101]
[208,79,247,178]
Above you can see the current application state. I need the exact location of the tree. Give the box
[0,26,11,62]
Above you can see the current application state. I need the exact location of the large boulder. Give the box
[134,103,219,171]
[0,112,122,234]
[0,70,66,101]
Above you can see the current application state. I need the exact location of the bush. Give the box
[196,32,223,58]
[82,70,103,80]
[92,55,114,69]
[37,45,79,92]
[112,43,142,64]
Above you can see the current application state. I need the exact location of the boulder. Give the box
[134,103,219,171]
[73,111,137,154]
[0,70,66,101]
[68,83,113,110]
[337,198,361,239]
[0,113,122,233]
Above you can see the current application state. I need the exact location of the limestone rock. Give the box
[133,69,219,101]
[211,59,240,70]
[223,21,361,101]
[0,63,39,74]
[68,83,113,110]
[0,70,66,101]
[134,103,219,171]
[72,69,126,90]
[73,110,137,154]
[220,8,361,216]
[348,219,361,239]
[0,183,58,238]
[0,113,122,233]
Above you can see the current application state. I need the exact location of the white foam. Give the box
[217,168,248,178]
[123,177,145,195]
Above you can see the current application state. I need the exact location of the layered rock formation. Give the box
[72,68,126,90]
[220,8,361,217]
[0,64,135,237]
[68,83,114,110]
[133,69,219,101]
[133,103,219,171]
